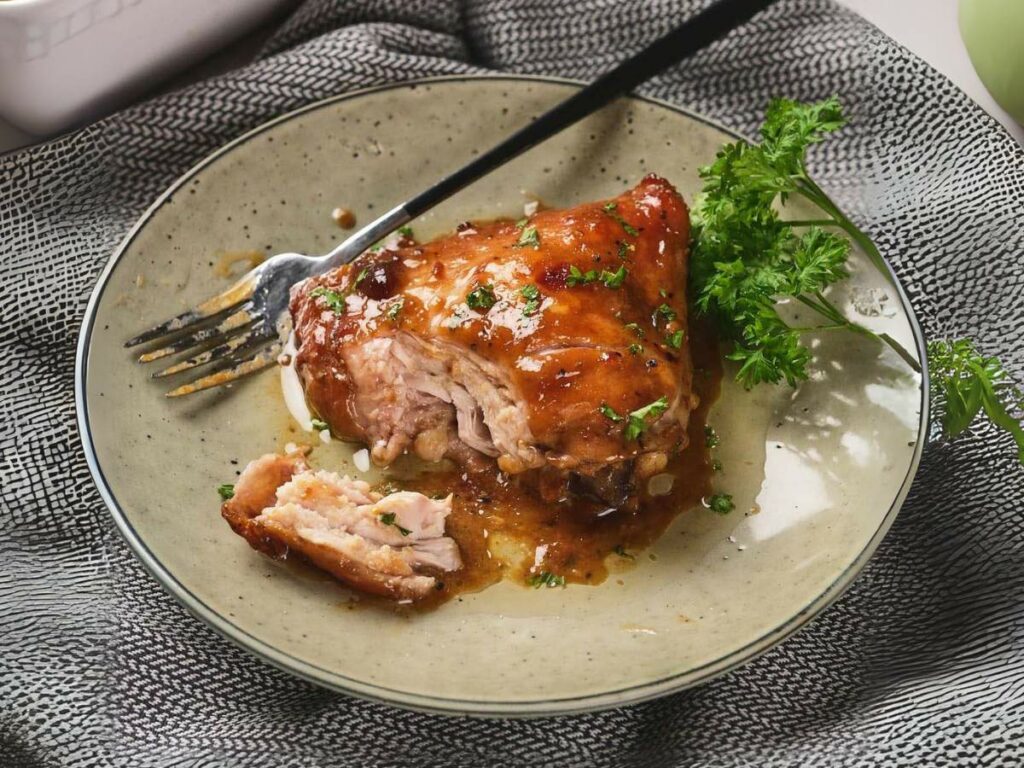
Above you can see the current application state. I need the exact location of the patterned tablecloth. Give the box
[2,0,1022,764]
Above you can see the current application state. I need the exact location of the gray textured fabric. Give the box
[2,0,1023,765]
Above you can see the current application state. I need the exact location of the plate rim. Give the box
[74,73,931,717]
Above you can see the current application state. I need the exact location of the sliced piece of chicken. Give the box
[222,453,461,600]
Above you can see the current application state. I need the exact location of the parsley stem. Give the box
[795,294,841,323]
[790,323,849,332]
[794,176,893,285]
[781,219,837,228]
[879,331,923,372]
[796,293,922,373]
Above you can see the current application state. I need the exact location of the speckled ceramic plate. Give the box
[75,76,928,716]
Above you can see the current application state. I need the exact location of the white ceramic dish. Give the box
[0,0,294,135]
[75,76,928,716]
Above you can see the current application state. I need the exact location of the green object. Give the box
[960,0,1024,124]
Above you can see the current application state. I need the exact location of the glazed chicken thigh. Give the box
[290,175,697,505]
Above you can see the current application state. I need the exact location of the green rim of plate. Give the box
[74,74,930,717]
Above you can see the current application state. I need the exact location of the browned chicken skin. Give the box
[290,175,697,505]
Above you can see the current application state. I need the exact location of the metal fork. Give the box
[127,0,777,396]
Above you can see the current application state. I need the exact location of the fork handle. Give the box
[319,0,777,272]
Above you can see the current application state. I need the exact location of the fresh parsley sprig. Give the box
[928,339,1024,463]
[691,96,918,388]
[693,96,1024,465]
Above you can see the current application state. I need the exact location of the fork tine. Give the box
[165,340,281,398]
[136,305,255,363]
[124,275,256,348]
[151,326,275,378]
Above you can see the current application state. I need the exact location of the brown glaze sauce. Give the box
[213,249,266,279]
[331,206,357,229]
[387,315,721,611]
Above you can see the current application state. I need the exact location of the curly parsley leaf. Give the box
[309,286,347,313]
[520,284,542,316]
[386,297,404,321]
[466,283,497,311]
[514,225,540,249]
[379,512,411,536]
[528,571,566,589]
[708,493,735,514]
[625,396,669,441]
[928,339,1024,463]
[599,403,623,422]
[624,322,645,338]
[217,484,235,501]
[600,265,628,289]
[567,265,598,287]
[602,201,640,236]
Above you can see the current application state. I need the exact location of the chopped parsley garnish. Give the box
[309,286,347,313]
[656,303,677,323]
[704,426,720,448]
[528,571,566,589]
[386,297,404,321]
[514,225,540,248]
[217,484,235,501]
[311,418,329,431]
[617,241,634,259]
[520,284,542,316]
[602,200,639,236]
[708,494,735,514]
[379,512,411,536]
[600,265,628,289]
[712,459,724,472]
[665,330,685,349]
[625,396,670,441]
[659,289,668,298]
[567,265,627,289]
[567,265,598,287]
[515,217,528,229]
[624,322,645,338]
[612,544,635,560]
[397,225,414,238]
[466,283,497,311]
[599,403,623,422]
[628,343,643,355]
[310,266,373,313]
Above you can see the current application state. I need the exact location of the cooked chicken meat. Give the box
[290,175,697,505]
[222,453,461,600]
